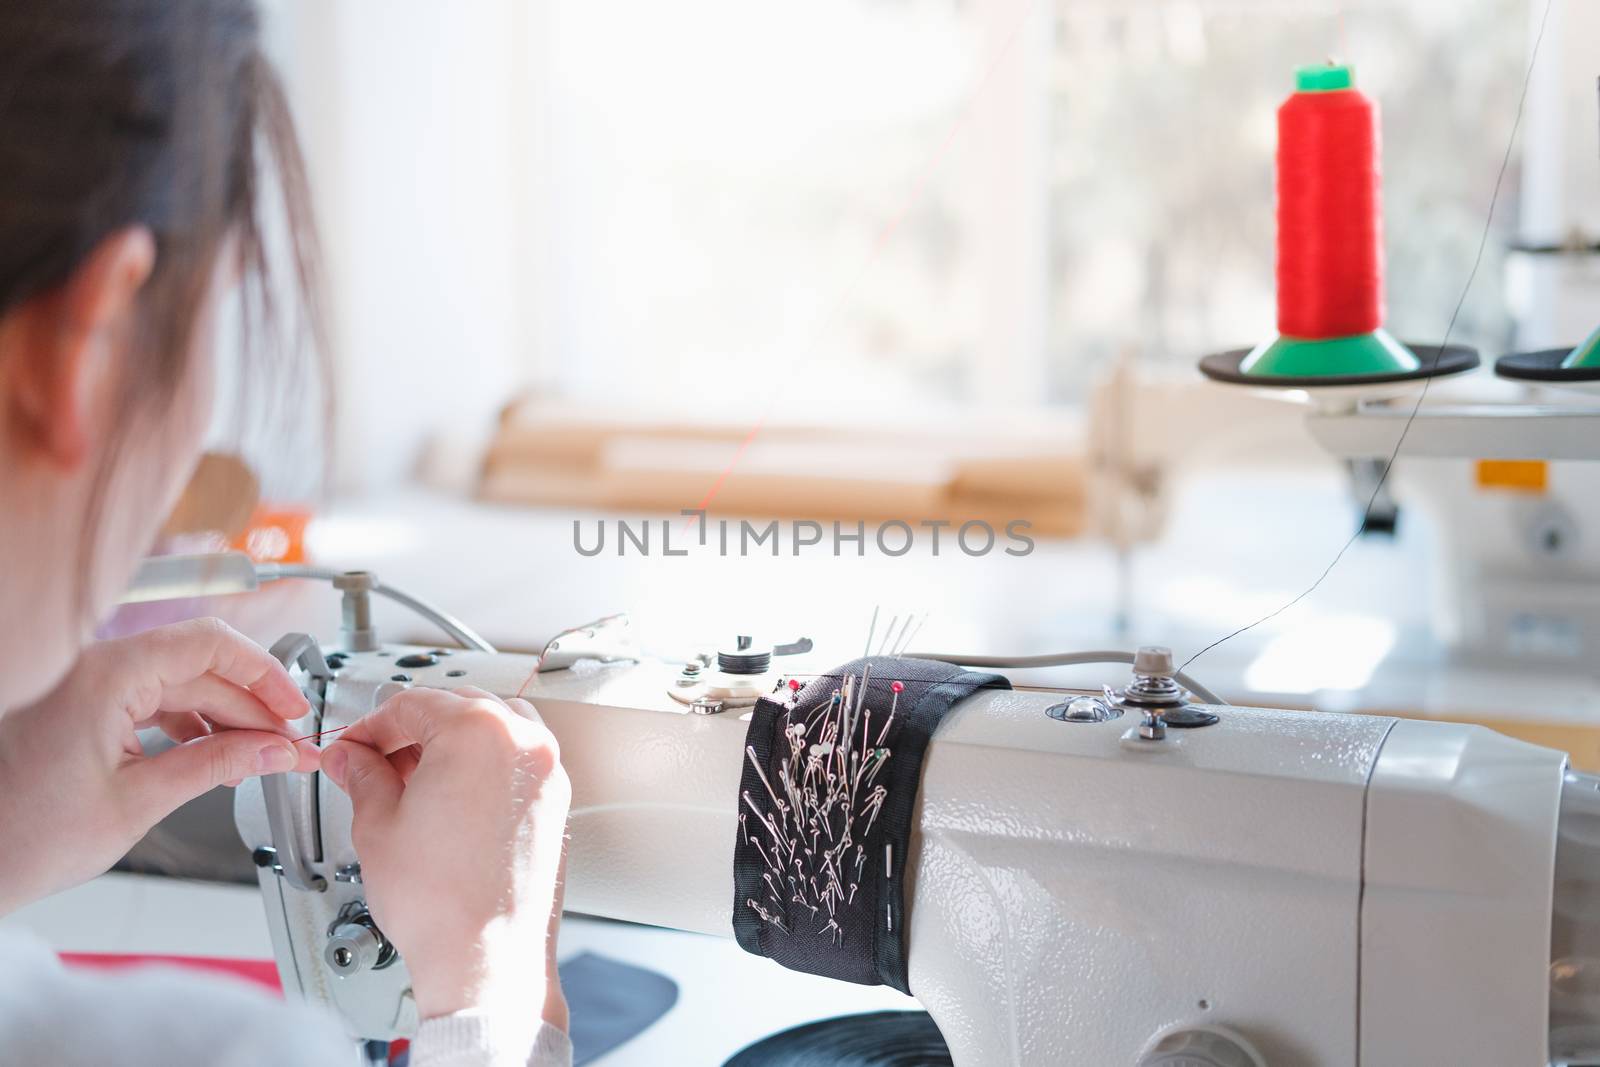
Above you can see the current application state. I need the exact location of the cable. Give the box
[256,563,497,654]
[905,650,1226,706]
[1179,0,1556,676]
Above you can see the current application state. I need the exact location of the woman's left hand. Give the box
[0,618,319,914]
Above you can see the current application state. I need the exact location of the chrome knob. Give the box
[325,908,394,977]
[1140,1026,1264,1067]
[1133,645,1175,677]
[1046,696,1123,724]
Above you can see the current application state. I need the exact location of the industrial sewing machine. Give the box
[114,552,1597,1066]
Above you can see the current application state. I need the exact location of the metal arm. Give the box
[121,552,496,654]
[256,563,495,654]
[906,649,1226,706]
[262,633,332,892]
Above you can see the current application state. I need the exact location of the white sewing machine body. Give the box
[235,642,1593,1066]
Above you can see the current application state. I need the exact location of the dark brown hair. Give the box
[0,0,325,596]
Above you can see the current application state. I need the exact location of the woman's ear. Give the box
[0,227,157,469]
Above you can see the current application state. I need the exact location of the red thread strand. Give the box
[291,724,350,745]
[1276,86,1384,338]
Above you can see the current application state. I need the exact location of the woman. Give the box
[0,2,572,1064]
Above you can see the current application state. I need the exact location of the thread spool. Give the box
[1199,63,1477,388]
[1276,64,1384,341]
[1243,62,1415,377]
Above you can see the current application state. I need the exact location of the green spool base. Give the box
[1564,324,1600,369]
[1200,336,1479,389]
[1239,329,1418,378]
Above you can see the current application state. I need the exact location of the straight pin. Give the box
[746,746,786,814]
[878,615,901,656]
[894,613,926,656]
[747,898,788,934]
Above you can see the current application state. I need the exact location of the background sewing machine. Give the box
[1080,44,1600,766]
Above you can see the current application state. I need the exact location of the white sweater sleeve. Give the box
[410,1011,574,1067]
[0,927,573,1067]
[0,927,352,1067]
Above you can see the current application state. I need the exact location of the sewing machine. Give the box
[200,562,1600,1067]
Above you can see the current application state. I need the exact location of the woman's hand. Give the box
[0,618,318,914]
[320,687,570,1034]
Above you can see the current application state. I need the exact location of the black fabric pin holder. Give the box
[731,656,1010,993]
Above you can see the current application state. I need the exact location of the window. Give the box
[257,1,1542,489]
[537,0,1529,409]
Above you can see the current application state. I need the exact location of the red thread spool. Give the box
[1275,66,1384,339]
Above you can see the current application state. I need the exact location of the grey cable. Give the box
[905,650,1226,706]
[256,564,497,654]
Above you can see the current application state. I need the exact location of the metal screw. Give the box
[690,697,725,715]
[1138,707,1167,741]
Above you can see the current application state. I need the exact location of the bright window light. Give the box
[1243,614,1398,695]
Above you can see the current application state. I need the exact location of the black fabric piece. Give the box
[731,656,1009,993]
[722,1011,952,1067]
[561,951,680,1065]
[1198,343,1478,387]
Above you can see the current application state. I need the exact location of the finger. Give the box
[503,696,545,726]
[292,738,322,773]
[230,739,317,781]
[387,744,422,784]
[137,618,310,723]
[502,697,559,766]
[120,730,301,829]
[339,688,470,754]
[149,673,297,736]
[153,711,210,745]
[321,741,403,826]
[450,685,506,706]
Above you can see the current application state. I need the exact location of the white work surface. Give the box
[3,873,914,1064]
[265,471,1600,724]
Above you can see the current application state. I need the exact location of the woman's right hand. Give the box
[320,687,570,1034]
